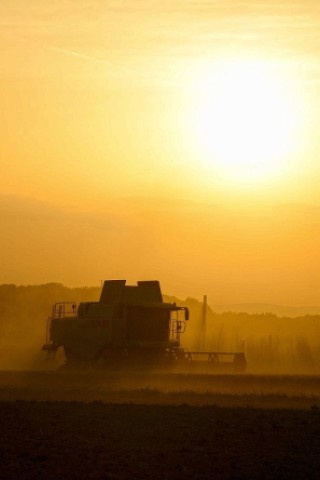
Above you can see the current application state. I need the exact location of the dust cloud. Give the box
[0,284,99,370]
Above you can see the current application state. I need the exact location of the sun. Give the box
[189,59,300,185]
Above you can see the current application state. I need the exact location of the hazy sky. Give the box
[2,1,320,304]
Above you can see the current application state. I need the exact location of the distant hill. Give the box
[210,303,320,317]
[165,295,320,318]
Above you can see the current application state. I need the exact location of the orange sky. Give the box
[2,1,320,305]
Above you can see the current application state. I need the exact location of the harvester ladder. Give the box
[42,316,58,359]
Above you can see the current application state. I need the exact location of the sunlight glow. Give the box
[189,59,301,185]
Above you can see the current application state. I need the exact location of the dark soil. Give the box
[1,372,320,479]
[1,401,320,480]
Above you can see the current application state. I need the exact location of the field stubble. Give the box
[0,371,320,408]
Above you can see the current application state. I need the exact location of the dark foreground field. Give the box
[1,372,320,479]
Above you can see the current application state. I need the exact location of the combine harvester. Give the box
[43,280,246,372]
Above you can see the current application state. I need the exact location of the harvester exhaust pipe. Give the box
[198,294,207,351]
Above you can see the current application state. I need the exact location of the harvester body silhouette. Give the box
[43,280,246,372]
